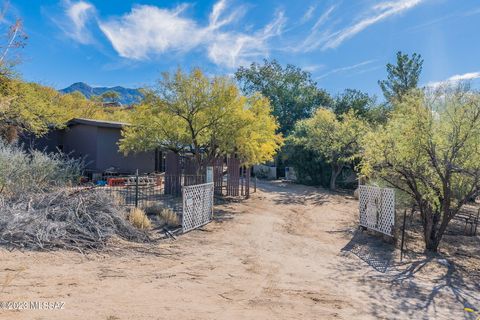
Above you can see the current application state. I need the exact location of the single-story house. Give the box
[21,118,163,175]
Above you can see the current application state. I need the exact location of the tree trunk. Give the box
[329,164,342,191]
[421,207,444,252]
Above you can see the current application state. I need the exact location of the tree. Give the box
[119,68,283,170]
[333,89,378,120]
[284,121,329,186]
[378,51,423,103]
[0,80,73,142]
[235,59,332,134]
[0,14,27,78]
[101,91,120,104]
[301,108,366,190]
[361,86,480,252]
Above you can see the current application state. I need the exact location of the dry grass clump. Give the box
[111,192,126,206]
[159,208,180,228]
[128,208,152,230]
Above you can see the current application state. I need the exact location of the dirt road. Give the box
[1,181,478,319]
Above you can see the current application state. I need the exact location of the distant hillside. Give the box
[60,82,144,105]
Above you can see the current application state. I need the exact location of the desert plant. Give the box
[159,208,180,228]
[362,86,480,252]
[0,141,82,199]
[128,208,152,230]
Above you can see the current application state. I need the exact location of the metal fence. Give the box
[78,165,250,234]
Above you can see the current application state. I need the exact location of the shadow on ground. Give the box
[340,229,480,319]
[341,229,395,273]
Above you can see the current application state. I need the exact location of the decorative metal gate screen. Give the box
[182,182,214,233]
[359,185,395,236]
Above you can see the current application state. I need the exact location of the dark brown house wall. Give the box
[63,124,98,170]
[96,127,155,173]
[20,119,157,175]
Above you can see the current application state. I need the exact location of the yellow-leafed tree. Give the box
[120,68,283,170]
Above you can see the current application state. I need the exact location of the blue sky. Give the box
[10,0,480,98]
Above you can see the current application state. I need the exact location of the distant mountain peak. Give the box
[59,82,144,105]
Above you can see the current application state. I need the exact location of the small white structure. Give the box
[182,182,214,233]
[359,185,395,237]
[285,167,297,181]
[253,165,277,179]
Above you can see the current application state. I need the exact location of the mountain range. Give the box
[60,82,144,105]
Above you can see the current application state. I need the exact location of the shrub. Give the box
[159,208,180,228]
[0,141,82,199]
[128,208,152,230]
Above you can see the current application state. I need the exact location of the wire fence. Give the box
[72,168,258,233]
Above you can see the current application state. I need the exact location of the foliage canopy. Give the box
[120,68,283,168]
[378,51,423,103]
[235,59,332,134]
[361,86,480,251]
[288,108,366,190]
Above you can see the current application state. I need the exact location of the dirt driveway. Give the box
[1,181,479,319]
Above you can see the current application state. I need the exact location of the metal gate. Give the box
[182,182,214,233]
[359,185,395,236]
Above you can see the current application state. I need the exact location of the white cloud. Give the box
[97,1,283,68]
[60,0,96,44]
[317,60,376,79]
[324,0,423,49]
[302,64,324,73]
[208,0,245,30]
[427,72,480,88]
[207,10,285,68]
[297,5,336,52]
[301,5,317,23]
[299,0,423,51]
[99,5,203,60]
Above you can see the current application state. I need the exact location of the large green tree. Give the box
[290,108,366,190]
[284,121,329,186]
[361,86,480,252]
[378,51,423,103]
[120,68,283,169]
[235,59,332,134]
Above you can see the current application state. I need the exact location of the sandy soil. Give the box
[0,181,479,320]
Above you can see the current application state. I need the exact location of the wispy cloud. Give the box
[317,60,376,79]
[300,0,423,51]
[208,10,285,68]
[296,5,336,52]
[56,0,96,44]
[324,0,423,49]
[427,72,480,88]
[301,5,317,24]
[302,64,324,73]
[96,0,285,68]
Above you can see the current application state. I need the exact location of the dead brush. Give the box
[0,188,150,251]
[128,208,152,230]
[111,192,125,206]
[142,202,163,216]
[159,208,180,228]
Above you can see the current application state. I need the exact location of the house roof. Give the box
[67,118,129,129]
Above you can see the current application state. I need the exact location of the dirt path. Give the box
[0,181,478,319]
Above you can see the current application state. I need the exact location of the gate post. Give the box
[134,169,139,208]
